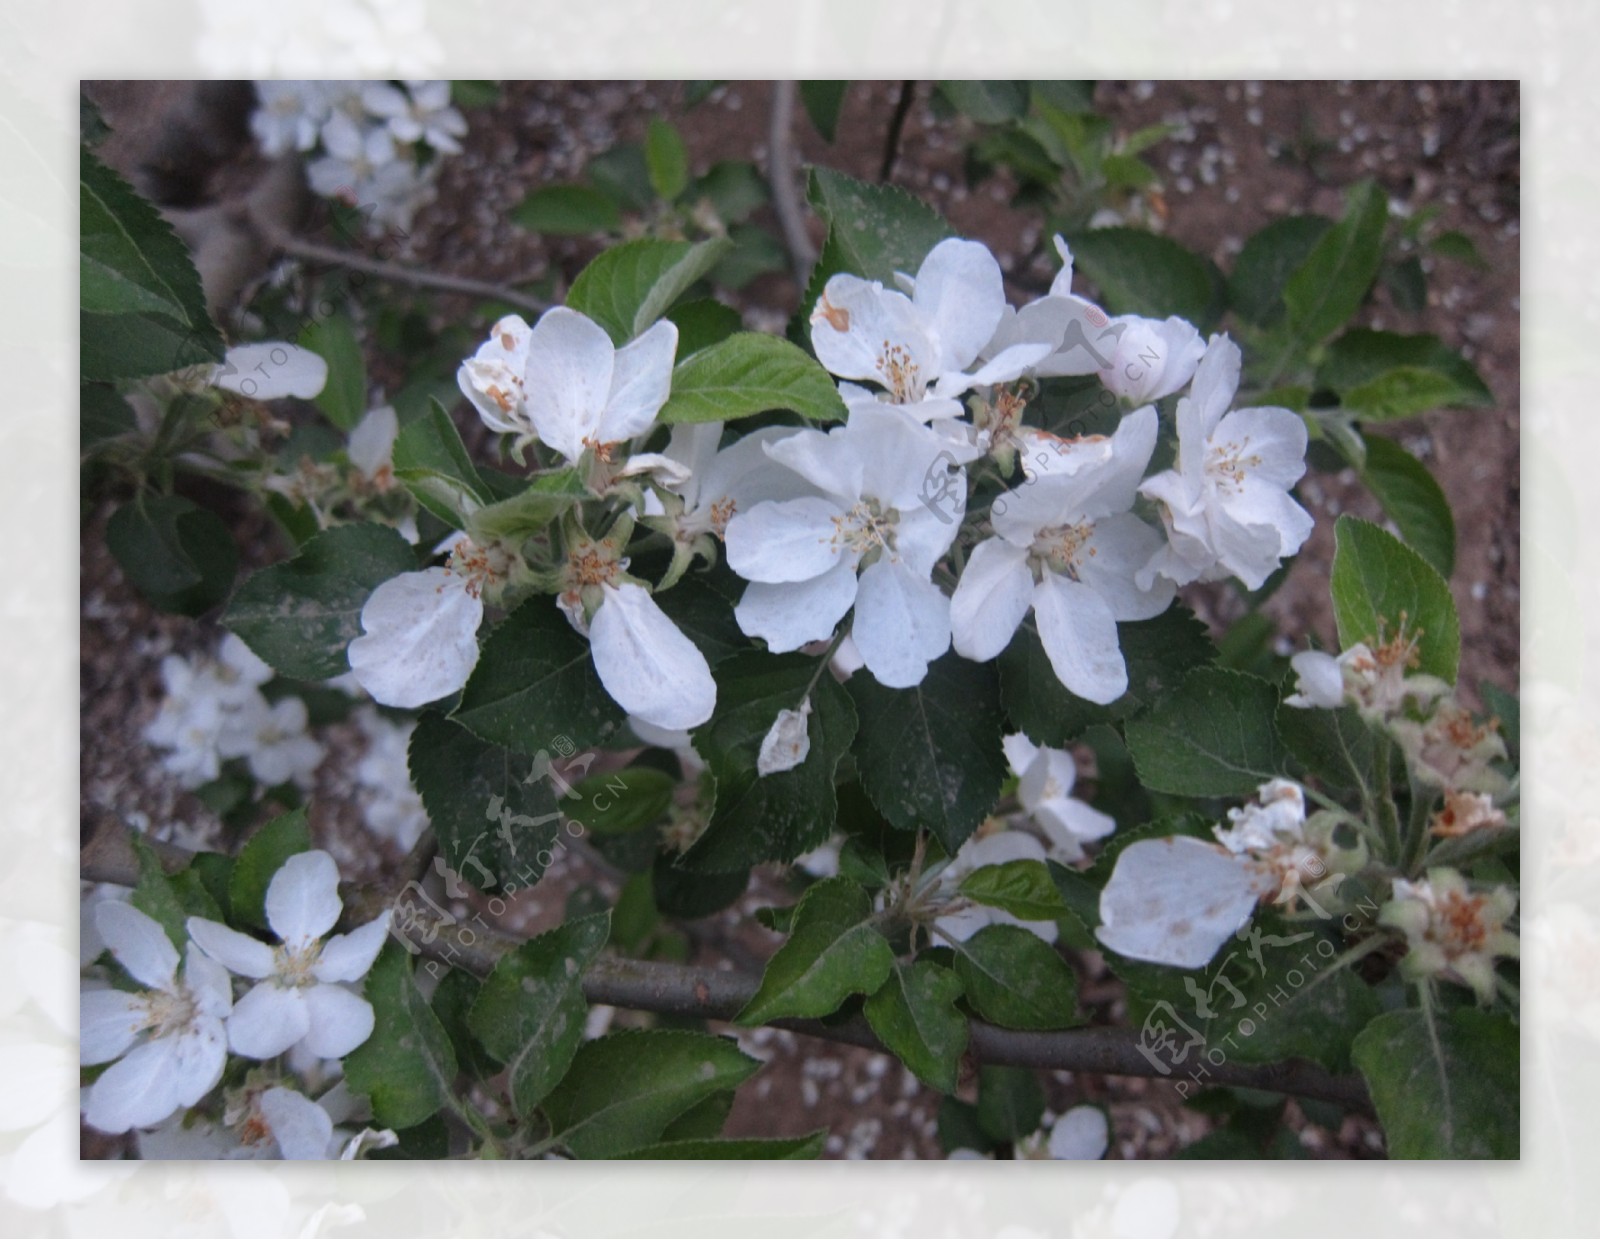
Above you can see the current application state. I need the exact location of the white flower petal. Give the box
[735,559,859,652]
[912,237,1006,372]
[212,343,329,401]
[302,985,376,1058]
[347,568,484,709]
[186,917,276,979]
[523,306,616,462]
[1076,513,1175,622]
[185,943,235,1019]
[1017,745,1079,808]
[851,556,951,689]
[266,851,344,949]
[1096,836,1261,969]
[950,538,1034,663]
[1287,651,1345,709]
[229,984,312,1059]
[260,1087,335,1160]
[810,275,933,395]
[79,990,149,1065]
[589,583,717,731]
[348,404,398,479]
[724,496,846,584]
[1033,572,1127,705]
[95,902,178,992]
[171,1018,228,1108]
[764,423,864,503]
[1185,333,1242,439]
[757,702,813,776]
[314,913,392,984]
[83,1038,185,1134]
[1002,732,1042,777]
[599,318,678,445]
[1048,1106,1109,1160]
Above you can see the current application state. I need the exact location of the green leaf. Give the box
[657,1091,734,1140]
[1124,668,1289,798]
[467,912,610,1114]
[450,80,500,108]
[1065,228,1225,331]
[392,399,491,524]
[1282,179,1389,347]
[937,1097,996,1154]
[1357,433,1456,577]
[566,766,676,835]
[682,652,856,872]
[512,184,623,235]
[999,606,1215,746]
[948,924,1079,1030]
[106,495,237,616]
[542,1029,760,1159]
[976,1065,1045,1142]
[659,332,845,424]
[799,81,848,142]
[1383,255,1428,316]
[227,808,311,932]
[409,713,560,895]
[225,522,417,681]
[650,572,747,667]
[863,960,968,1093]
[645,118,689,202]
[81,382,137,448]
[688,162,769,224]
[683,81,724,108]
[128,836,188,949]
[1351,1007,1519,1158]
[429,967,498,1080]
[1029,81,1096,113]
[1276,702,1382,796]
[298,314,366,431]
[1227,215,1333,326]
[960,859,1072,923]
[936,80,1030,124]
[666,297,745,357]
[1317,329,1492,422]
[79,147,221,366]
[464,468,588,544]
[1330,516,1460,681]
[1480,682,1519,762]
[344,942,459,1130]
[612,1132,826,1159]
[586,143,654,212]
[452,595,627,752]
[653,855,750,920]
[737,877,894,1024]
[847,653,1006,855]
[1429,229,1485,268]
[567,237,733,345]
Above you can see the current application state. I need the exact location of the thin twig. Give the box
[81,822,1373,1115]
[254,217,551,317]
[767,81,817,283]
[880,81,916,182]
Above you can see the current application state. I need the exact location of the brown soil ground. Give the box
[81,80,1518,1160]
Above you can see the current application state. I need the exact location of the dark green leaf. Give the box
[1358,433,1455,577]
[960,859,1073,922]
[227,808,312,932]
[392,399,491,524]
[1227,215,1333,326]
[452,595,627,753]
[658,1090,734,1140]
[711,224,788,290]
[1383,255,1428,316]
[106,495,237,616]
[1029,81,1096,113]
[567,766,676,835]
[1351,1007,1518,1158]
[681,652,856,871]
[687,161,769,224]
[542,1029,760,1159]
[682,81,723,109]
[344,942,459,1129]
[937,81,1030,124]
[613,1132,826,1159]
[298,314,366,431]
[1330,516,1460,681]
[512,185,623,236]
[567,237,733,344]
[81,382,136,448]
[429,967,498,1081]
[129,835,188,949]
[645,118,689,202]
[1429,230,1485,268]
[467,912,610,1114]
[1125,668,1288,797]
[659,332,845,424]
[666,298,745,357]
[863,960,968,1093]
[653,855,750,920]
[464,468,588,544]
[1480,682,1519,762]
[1276,702,1381,795]
[848,653,1006,855]
[976,1065,1045,1142]
[1282,179,1388,347]
[409,713,560,895]
[224,522,416,681]
[737,877,894,1024]
[948,924,1079,1030]
[1000,606,1215,746]
[586,143,654,212]
[799,81,848,142]
[1066,228,1225,331]
[449,80,500,108]
[1317,328,1492,422]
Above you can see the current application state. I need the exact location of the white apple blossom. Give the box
[354,707,430,850]
[1138,334,1313,591]
[1285,634,1449,719]
[809,237,1049,417]
[251,81,341,156]
[235,696,325,789]
[647,421,817,541]
[1380,869,1518,1003]
[361,80,466,153]
[209,342,329,401]
[725,403,966,688]
[587,582,717,731]
[187,851,389,1061]
[520,306,678,467]
[80,903,232,1134]
[932,831,1058,945]
[1002,733,1115,862]
[458,314,535,448]
[950,405,1174,704]
[1389,699,1510,794]
[347,403,398,488]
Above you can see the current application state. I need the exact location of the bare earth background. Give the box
[81,80,1519,1160]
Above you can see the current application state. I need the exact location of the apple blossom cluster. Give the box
[250,80,466,232]
[80,851,390,1152]
[353,706,431,850]
[1379,868,1519,1003]
[144,633,324,792]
